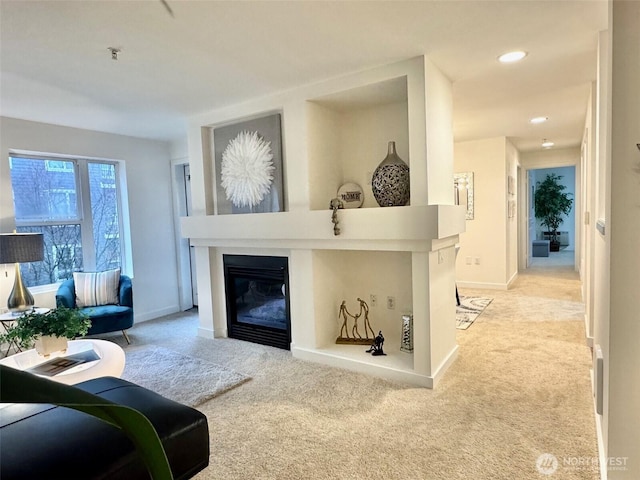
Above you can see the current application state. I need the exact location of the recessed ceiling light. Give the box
[541,139,554,148]
[498,51,527,63]
[530,116,548,124]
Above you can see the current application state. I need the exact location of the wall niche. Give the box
[307,76,409,211]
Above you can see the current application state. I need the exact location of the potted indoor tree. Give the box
[534,173,573,252]
[0,307,91,356]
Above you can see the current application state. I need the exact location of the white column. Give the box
[411,251,431,375]
[289,249,315,350]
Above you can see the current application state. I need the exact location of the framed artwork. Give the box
[454,172,474,220]
[214,113,284,214]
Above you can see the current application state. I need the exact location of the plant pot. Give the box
[35,335,68,357]
[550,241,561,252]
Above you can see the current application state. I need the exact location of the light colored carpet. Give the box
[98,264,597,480]
[456,296,493,329]
[121,345,250,407]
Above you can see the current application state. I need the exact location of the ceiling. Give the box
[0,1,607,152]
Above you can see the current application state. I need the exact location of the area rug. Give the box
[121,345,250,407]
[456,296,493,330]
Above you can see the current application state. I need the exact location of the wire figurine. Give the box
[336,297,375,345]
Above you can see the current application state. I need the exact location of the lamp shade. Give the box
[0,233,45,264]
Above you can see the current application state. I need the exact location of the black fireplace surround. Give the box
[223,255,291,350]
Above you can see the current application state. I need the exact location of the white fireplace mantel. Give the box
[181,204,465,252]
[181,204,465,388]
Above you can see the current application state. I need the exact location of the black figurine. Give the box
[366,330,386,356]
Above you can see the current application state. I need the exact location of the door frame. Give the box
[171,158,196,310]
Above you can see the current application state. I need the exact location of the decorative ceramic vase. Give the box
[35,335,68,357]
[371,141,410,207]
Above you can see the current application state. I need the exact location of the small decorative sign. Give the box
[337,182,364,208]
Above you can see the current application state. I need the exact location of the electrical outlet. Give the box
[466,256,472,265]
[387,296,396,309]
[370,294,377,307]
[474,257,480,265]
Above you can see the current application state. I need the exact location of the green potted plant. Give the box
[534,173,573,252]
[0,307,91,355]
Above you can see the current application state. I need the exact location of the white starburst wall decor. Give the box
[214,114,284,214]
[221,131,274,209]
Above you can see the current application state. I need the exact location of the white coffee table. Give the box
[0,339,125,385]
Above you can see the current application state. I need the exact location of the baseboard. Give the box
[590,368,608,480]
[293,346,436,387]
[584,314,594,348]
[456,281,509,291]
[134,305,181,323]
[506,271,518,289]
[197,326,215,339]
[430,344,459,388]
[291,344,458,389]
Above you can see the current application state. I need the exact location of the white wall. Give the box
[607,1,640,476]
[591,26,613,464]
[0,117,181,322]
[170,137,189,161]
[454,137,510,289]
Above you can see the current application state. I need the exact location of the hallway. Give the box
[454,263,598,477]
[529,248,576,269]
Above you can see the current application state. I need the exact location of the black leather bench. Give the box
[0,376,209,480]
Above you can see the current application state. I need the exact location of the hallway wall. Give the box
[454,137,517,289]
[605,1,640,476]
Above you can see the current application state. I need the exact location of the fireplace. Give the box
[223,255,291,350]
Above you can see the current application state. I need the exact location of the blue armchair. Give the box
[56,275,133,344]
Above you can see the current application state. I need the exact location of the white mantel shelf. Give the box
[181,204,465,252]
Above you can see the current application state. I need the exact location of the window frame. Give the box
[9,151,130,288]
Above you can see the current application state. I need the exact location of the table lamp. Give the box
[0,233,45,313]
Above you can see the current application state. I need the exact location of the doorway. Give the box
[173,162,198,309]
[526,166,577,270]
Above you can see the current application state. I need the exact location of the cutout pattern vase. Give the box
[400,314,413,353]
[371,141,410,207]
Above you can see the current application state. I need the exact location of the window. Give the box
[9,155,124,287]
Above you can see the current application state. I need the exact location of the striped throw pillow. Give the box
[74,269,121,307]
